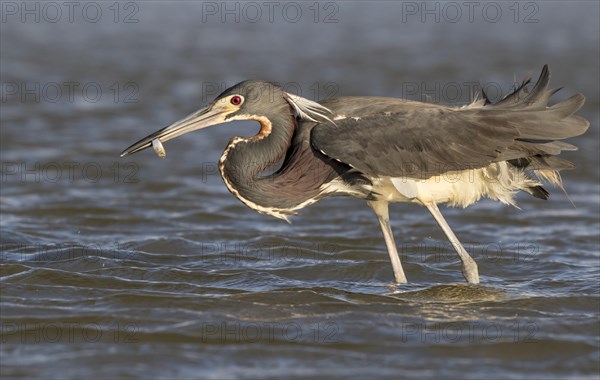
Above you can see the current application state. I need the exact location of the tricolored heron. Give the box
[121,65,589,284]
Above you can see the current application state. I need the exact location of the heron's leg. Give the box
[367,200,407,283]
[424,202,480,284]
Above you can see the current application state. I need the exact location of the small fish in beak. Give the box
[152,139,166,158]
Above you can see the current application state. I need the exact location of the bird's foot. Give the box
[462,260,480,284]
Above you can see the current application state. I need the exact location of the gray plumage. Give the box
[121,65,590,284]
[312,65,588,181]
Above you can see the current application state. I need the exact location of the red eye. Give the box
[230,95,242,105]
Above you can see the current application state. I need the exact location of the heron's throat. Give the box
[218,114,297,217]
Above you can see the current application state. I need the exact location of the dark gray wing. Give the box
[311,66,588,179]
[311,108,518,178]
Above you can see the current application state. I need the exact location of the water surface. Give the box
[1,2,599,379]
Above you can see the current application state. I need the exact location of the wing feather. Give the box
[310,66,588,179]
[311,109,517,178]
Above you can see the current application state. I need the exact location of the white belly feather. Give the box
[372,161,540,208]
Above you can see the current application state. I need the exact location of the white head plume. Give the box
[283,92,335,124]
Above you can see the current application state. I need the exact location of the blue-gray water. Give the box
[1,2,599,379]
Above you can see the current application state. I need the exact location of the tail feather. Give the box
[548,93,585,116]
[534,169,564,187]
[522,64,552,108]
[509,95,588,140]
[493,77,532,108]
[483,65,589,201]
[526,185,550,200]
[491,65,556,110]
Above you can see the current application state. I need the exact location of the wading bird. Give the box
[121,66,589,284]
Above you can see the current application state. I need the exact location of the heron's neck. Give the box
[219,112,298,218]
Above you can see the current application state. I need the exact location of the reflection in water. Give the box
[393,284,508,304]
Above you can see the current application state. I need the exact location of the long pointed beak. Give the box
[120,104,229,157]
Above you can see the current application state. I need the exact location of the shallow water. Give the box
[1,2,599,379]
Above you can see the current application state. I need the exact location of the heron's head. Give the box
[120,80,333,157]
